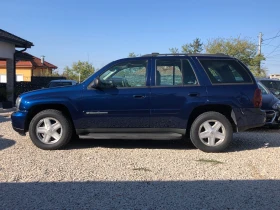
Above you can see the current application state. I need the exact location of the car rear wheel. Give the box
[190,111,233,152]
[29,109,72,150]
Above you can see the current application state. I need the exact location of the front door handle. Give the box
[188,92,199,97]
[133,95,146,99]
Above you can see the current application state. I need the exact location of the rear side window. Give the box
[199,59,252,84]
[155,59,198,86]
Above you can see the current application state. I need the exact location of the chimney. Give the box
[41,56,45,64]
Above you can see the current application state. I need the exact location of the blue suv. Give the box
[11,53,265,152]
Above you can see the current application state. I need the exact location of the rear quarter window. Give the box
[198,59,253,84]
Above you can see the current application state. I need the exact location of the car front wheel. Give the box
[190,111,233,152]
[29,109,73,150]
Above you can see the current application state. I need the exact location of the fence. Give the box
[0,76,66,102]
[31,76,66,87]
[0,83,6,102]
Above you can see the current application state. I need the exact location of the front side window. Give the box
[155,59,198,86]
[100,60,147,88]
[199,59,252,84]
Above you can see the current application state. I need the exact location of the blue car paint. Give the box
[261,91,279,110]
[11,55,266,135]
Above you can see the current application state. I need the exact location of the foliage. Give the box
[128,52,141,57]
[182,38,203,54]
[169,48,179,54]
[63,61,95,82]
[169,38,203,54]
[205,37,266,76]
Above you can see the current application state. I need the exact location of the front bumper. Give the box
[11,111,28,135]
[264,110,280,125]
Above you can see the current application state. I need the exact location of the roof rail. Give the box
[141,53,229,57]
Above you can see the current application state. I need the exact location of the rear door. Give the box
[150,57,207,130]
[197,58,256,108]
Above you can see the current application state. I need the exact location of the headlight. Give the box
[15,97,21,110]
[272,102,280,110]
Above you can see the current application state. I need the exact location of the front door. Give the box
[78,59,151,131]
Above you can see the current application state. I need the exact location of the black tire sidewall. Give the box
[29,110,72,150]
[190,112,233,153]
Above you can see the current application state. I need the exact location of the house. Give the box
[269,74,280,80]
[0,53,57,82]
[0,29,33,102]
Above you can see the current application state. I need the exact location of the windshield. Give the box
[260,80,280,90]
[258,82,269,95]
[260,80,280,96]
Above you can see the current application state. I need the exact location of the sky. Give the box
[1,0,280,75]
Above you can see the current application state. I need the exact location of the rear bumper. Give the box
[233,108,266,132]
[11,111,28,135]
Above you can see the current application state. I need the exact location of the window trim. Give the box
[198,58,254,85]
[154,58,199,87]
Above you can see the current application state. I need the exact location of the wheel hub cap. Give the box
[36,117,63,144]
[198,120,226,147]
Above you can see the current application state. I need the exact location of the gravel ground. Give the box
[0,113,280,209]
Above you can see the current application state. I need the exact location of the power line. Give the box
[267,43,280,56]
[263,30,280,42]
[262,44,278,47]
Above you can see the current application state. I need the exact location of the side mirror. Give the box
[92,77,101,89]
[92,77,116,89]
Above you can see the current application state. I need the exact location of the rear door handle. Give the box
[133,95,146,99]
[188,92,199,97]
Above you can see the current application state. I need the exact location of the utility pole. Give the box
[258,32,263,55]
[257,32,263,75]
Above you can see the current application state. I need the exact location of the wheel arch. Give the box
[186,104,237,136]
[24,104,75,133]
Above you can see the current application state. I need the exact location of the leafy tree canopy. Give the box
[205,37,266,76]
[170,38,203,54]
[63,61,95,82]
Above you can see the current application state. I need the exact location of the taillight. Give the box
[253,88,262,108]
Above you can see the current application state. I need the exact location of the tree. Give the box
[182,38,203,54]
[128,52,141,57]
[63,61,95,82]
[205,37,266,77]
[169,38,203,54]
[169,47,179,54]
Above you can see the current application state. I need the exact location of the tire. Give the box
[190,111,233,153]
[29,109,73,150]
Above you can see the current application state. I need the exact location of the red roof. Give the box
[27,53,57,69]
[0,53,57,69]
